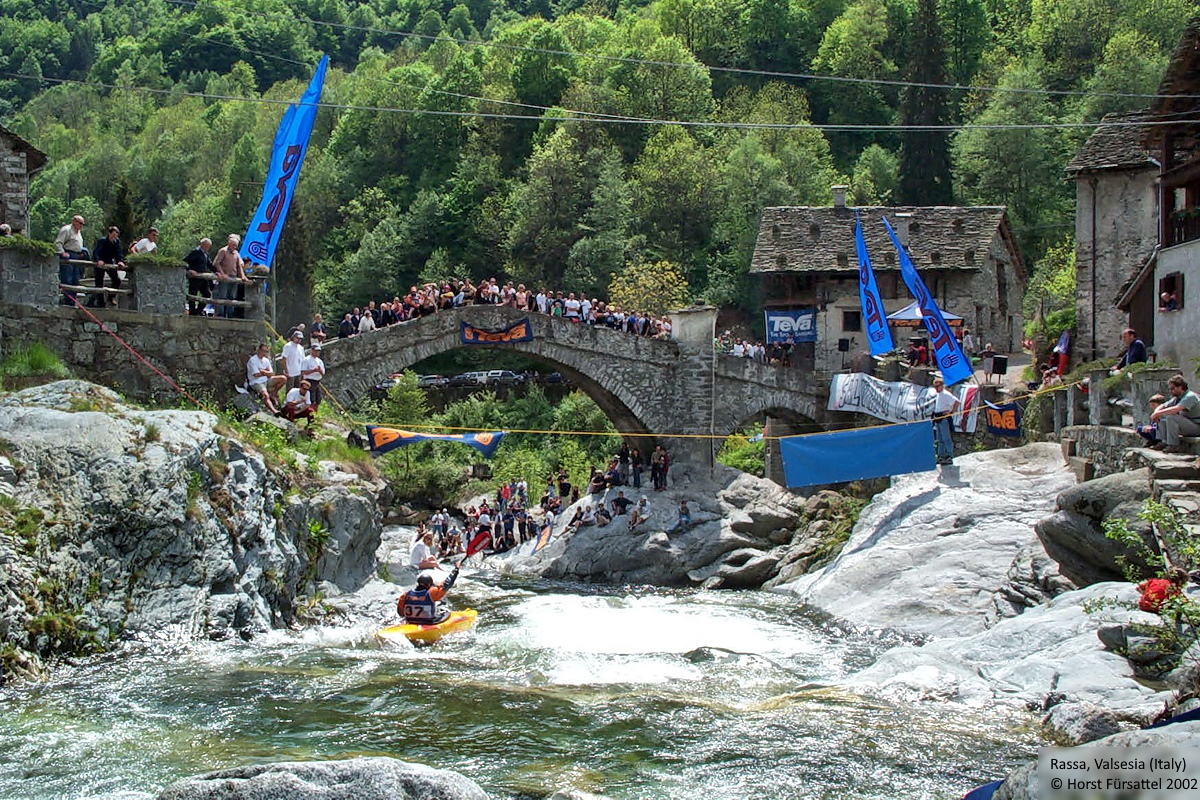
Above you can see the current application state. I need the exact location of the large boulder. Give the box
[0,381,384,678]
[157,757,488,800]
[1035,469,1153,586]
[496,467,807,586]
[778,443,1077,639]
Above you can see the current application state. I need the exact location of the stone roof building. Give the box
[750,188,1025,374]
[0,124,47,236]
[1067,111,1160,360]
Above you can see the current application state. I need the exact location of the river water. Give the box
[0,574,1039,800]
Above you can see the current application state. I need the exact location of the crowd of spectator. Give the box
[713,331,797,365]
[332,279,677,340]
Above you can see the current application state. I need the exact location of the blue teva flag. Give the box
[779,423,937,488]
[242,55,329,269]
[882,216,973,386]
[855,212,894,355]
[366,426,506,459]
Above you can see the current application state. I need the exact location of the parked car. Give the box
[483,369,525,387]
[448,371,487,387]
[417,374,448,388]
[544,372,565,384]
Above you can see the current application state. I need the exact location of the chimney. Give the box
[832,184,849,209]
[894,212,912,247]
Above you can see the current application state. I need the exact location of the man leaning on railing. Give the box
[54,215,87,306]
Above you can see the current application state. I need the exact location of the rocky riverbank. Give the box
[0,380,385,682]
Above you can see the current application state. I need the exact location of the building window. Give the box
[952,218,965,234]
[884,252,896,266]
[878,272,899,299]
[930,251,942,265]
[809,223,821,241]
[836,252,849,267]
[776,254,788,269]
[1159,272,1184,311]
[771,224,781,241]
[842,310,862,332]
[964,249,976,266]
[909,221,921,236]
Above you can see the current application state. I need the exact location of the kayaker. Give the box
[398,566,460,625]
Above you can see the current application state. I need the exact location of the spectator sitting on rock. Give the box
[282,380,317,427]
[595,505,612,526]
[246,343,286,414]
[1138,394,1166,446]
[628,496,650,530]
[611,491,632,516]
[667,501,691,535]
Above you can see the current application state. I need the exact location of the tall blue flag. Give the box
[855,211,894,356]
[882,216,973,386]
[243,55,328,270]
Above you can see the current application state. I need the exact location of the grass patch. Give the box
[0,342,70,379]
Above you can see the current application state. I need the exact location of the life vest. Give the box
[399,588,445,624]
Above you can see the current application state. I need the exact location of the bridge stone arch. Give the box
[322,306,828,479]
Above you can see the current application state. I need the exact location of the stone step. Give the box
[1161,492,1200,520]
[1068,455,1095,483]
[1153,479,1200,496]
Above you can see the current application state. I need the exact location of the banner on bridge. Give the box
[763,309,817,344]
[460,318,534,345]
[828,373,978,432]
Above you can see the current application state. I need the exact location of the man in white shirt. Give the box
[564,292,581,321]
[580,295,592,324]
[55,215,86,305]
[409,530,440,570]
[536,289,549,315]
[282,380,316,426]
[357,312,376,334]
[931,377,960,465]
[281,329,305,389]
[246,343,286,414]
[300,343,326,407]
[130,227,158,254]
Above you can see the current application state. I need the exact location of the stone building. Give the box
[750,187,1025,374]
[1066,112,1160,361]
[0,124,47,235]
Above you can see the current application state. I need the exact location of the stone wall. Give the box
[1073,169,1159,360]
[0,140,31,234]
[0,301,258,402]
[1061,424,1144,477]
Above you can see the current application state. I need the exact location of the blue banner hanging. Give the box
[763,309,817,344]
[366,426,506,458]
[983,401,1023,438]
[882,216,973,386]
[855,211,894,355]
[243,55,328,270]
[779,423,937,488]
[460,318,535,345]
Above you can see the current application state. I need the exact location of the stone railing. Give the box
[0,246,264,320]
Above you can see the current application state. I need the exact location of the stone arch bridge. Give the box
[323,306,828,473]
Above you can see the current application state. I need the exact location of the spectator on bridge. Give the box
[357,309,376,334]
[130,227,158,254]
[211,235,242,319]
[91,226,126,308]
[0,223,11,236]
[310,313,327,343]
[338,313,355,338]
[301,343,326,408]
[55,215,87,306]
[183,238,213,316]
[246,343,286,414]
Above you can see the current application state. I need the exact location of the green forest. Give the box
[0,0,1192,323]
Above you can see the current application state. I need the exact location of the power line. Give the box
[6,71,1197,132]
[164,0,1200,102]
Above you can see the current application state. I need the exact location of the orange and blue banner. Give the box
[243,55,328,269]
[855,211,894,355]
[983,401,1023,438]
[366,426,505,458]
[460,318,534,345]
[780,422,937,488]
[531,521,555,554]
[883,216,972,386]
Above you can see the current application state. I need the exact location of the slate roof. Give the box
[750,205,1024,280]
[1146,16,1200,142]
[1066,111,1158,174]
[0,123,47,172]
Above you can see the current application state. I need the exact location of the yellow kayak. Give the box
[377,609,478,645]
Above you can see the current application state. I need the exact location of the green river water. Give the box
[0,577,1039,799]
